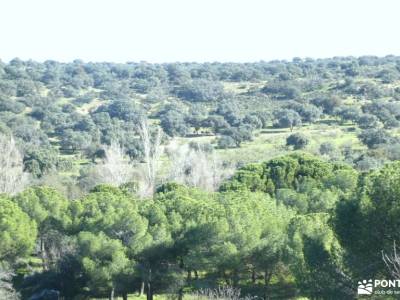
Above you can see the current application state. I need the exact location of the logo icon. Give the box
[358,279,373,295]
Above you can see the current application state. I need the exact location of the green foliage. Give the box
[70,185,149,254]
[76,231,130,295]
[220,163,265,192]
[358,128,395,148]
[160,110,189,137]
[286,133,309,150]
[0,196,37,262]
[0,68,398,300]
[288,214,350,299]
[224,153,345,194]
[23,148,60,177]
[273,109,302,131]
[13,186,70,233]
[216,191,292,286]
[176,79,225,102]
[334,161,400,278]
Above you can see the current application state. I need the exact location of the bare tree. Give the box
[167,142,233,191]
[137,119,163,197]
[99,141,135,186]
[382,241,400,279]
[82,141,135,191]
[190,286,254,300]
[0,134,28,195]
[0,268,19,300]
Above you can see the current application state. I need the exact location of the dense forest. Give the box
[1,56,400,299]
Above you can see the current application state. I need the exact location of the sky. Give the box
[0,0,399,63]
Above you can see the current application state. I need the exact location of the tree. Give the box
[202,115,230,134]
[273,109,302,131]
[217,135,236,149]
[377,68,399,83]
[0,134,28,195]
[221,125,253,147]
[261,81,301,99]
[363,101,400,129]
[334,106,362,124]
[176,79,225,101]
[358,128,394,148]
[287,102,322,123]
[288,214,352,299]
[319,142,336,156]
[138,119,163,197]
[357,113,382,129]
[275,189,308,214]
[136,190,183,300]
[76,231,130,300]
[220,153,357,198]
[382,242,400,279]
[215,191,292,295]
[312,96,342,114]
[13,186,70,269]
[242,114,263,129]
[92,142,135,188]
[160,110,188,137]
[60,129,92,153]
[167,143,232,191]
[0,268,19,300]
[70,185,149,252]
[98,100,143,122]
[0,196,37,262]
[0,96,25,114]
[286,133,309,150]
[23,147,59,178]
[298,105,322,123]
[335,162,400,277]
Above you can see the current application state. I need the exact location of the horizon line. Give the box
[1,54,399,65]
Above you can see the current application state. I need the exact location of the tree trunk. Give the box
[264,270,272,300]
[233,269,239,287]
[109,287,115,300]
[178,288,183,300]
[40,238,48,271]
[251,268,256,284]
[187,270,192,281]
[146,281,153,300]
[147,268,153,300]
[139,281,145,296]
[194,270,199,280]
[122,292,128,300]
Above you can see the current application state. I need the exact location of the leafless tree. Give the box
[166,142,233,191]
[189,286,254,300]
[382,241,400,279]
[99,141,135,186]
[0,134,28,195]
[0,268,19,300]
[82,141,135,191]
[137,118,163,197]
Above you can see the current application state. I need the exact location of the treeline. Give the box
[1,56,400,180]
[2,153,400,299]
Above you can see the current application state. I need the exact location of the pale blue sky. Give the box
[1,0,399,63]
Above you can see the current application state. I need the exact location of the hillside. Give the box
[1,56,400,196]
[2,56,400,299]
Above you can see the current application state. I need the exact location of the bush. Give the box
[286,133,309,150]
[319,142,335,155]
[176,79,225,102]
[358,129,394,149]
[217,135,236,149]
